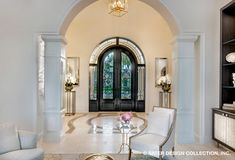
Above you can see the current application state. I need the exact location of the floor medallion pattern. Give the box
[87,113,147,134]
[66,113,88,134]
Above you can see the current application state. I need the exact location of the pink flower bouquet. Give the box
[120,112,133,123]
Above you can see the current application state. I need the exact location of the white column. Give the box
[173,34,198,144]
[41,35,66,142]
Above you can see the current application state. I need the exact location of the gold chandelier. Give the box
[109,0,128,17]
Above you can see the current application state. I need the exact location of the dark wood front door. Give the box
[99,47,137,111]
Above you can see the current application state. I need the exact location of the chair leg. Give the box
[128,148,132,160]
[172,146,175,157]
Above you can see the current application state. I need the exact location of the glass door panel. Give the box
[121,52,132,99]
[103,52,114,99]
[137,66,145,100]
[89,66,97,100]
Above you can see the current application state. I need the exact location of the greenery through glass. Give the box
[103,52,114,99]
[89,66,97,100]
[121,53,132,99]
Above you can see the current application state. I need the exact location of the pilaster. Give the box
[173,33,199,143]
[41,34,67,142]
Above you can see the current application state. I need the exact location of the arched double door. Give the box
[89,37,145,112]
[98,47,137,111]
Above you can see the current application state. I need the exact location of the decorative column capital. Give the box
[41,34,67,45]
[41,34,67,58]
[176,34,199,43]
[172,33,199,59]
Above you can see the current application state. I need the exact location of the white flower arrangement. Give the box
[65,73,76,91]
[65,73,76,84]
[157,74,171,92]
[157,74,171,85]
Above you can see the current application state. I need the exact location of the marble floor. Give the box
[39,113,235,160]
[40,113,146,154]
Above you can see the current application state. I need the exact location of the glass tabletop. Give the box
[115,121,137,133]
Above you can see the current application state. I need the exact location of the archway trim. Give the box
[59,0,180,35]
[89,37,145,65]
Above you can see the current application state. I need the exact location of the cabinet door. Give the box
[227,116,235,148]
[214,113,226,142]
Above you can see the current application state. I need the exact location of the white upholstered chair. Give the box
[0,124,43,160]
[129,107,176,160]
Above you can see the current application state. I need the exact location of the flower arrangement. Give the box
[65,73,76,91]
[120,112,133,124]
[157,74,171,92]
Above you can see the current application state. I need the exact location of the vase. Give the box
[161,84,171,92]
[65,85,73,92]
[121,120,130,128]
[159,91,171,108]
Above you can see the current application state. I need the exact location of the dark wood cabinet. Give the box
[220,1,235,107]
[213,0,235,151]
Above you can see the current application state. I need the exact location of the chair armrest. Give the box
[160,109,177,151]
[161,127,175,151]
[129,126,147,141]
[129,118,148,142]
[18,130,37,149]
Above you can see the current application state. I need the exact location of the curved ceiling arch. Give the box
[59,0,180,36]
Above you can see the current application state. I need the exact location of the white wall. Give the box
[0,0,232,143]
[162,0,233,143]
[0,1,36,130]
[65,0,173,112]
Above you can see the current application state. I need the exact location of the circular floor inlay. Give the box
[84,154,114,160]
[87,113,146,134]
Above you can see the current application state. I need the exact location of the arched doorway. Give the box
[99,47,137,111]
[89,37,145,112]
[40,0,206,144]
